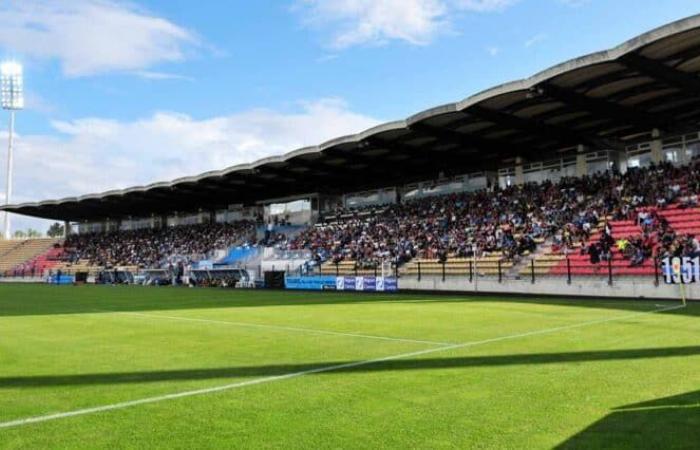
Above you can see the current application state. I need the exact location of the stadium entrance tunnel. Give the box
[557,389,700,449]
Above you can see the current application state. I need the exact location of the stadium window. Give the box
[686,141,700,160]
[665,149,680,163]
[265,199,311,225]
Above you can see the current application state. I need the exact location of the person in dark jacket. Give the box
[588,244,600,265]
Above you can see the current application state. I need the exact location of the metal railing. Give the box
[0,256,666,289]
[329,257,664,287]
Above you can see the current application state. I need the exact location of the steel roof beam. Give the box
[409,122,505,154]
[537,82,669,132]
[468,105,622,150]
[621,53,700,97]
[409,122,556,164]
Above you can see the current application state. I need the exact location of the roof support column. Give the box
[650,129,663,164]
[63,221,71,238]
[514,157,525,185]
[576,145,588,177]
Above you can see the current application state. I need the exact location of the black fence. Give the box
[410,258,661,286]
[0,257,664,288]
[288,257,663,287]
[0,267,42,279]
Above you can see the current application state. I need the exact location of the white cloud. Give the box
[316,53,340,63]
[0,0,198,77]
[557,0,589,6]
[525,33,547,48]
[2,98,380,231]
[133,71,194,82]
[297,0,448,48]
[485,46,500,56]
[4,99,380,232]
[296,0,517,48]
[453,0,517,12]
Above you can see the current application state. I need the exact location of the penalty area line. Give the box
[0,303,683,430]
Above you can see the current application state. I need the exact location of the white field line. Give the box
[114,311,454,346]
[0,304,684,430]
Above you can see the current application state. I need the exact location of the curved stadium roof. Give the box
[7,13,700,221]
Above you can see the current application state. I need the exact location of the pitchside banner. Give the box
[285,276,398,292]
[46,275,75,285]
[335,277,398,292]
[661,256,700,284]
[285,276,338,290]
[335,276,398,292]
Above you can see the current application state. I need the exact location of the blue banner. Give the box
[382,277,398,292]
[47,275,75,285]
[342,276,356,291]
[286,276,397,292]
[285,276,338,290]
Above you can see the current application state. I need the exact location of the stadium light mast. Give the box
[1,62,23,240]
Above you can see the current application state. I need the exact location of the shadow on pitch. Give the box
[556,389,700,449]
[0,284,697,318]
[2,345,699,389]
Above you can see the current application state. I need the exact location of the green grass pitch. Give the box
[0,284,698,449]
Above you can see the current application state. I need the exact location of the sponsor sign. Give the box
[286,276,398,292]
[285,276,338,290]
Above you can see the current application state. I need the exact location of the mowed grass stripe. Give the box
[0,303,682,430]
[112,310,455,346]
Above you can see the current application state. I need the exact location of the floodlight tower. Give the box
[1,62,23,240]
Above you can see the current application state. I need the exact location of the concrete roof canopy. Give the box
[6,14,700,221]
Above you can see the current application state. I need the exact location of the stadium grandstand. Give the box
[3,9,700,450]
[4,14,700,299]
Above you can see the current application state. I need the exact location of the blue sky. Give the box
[1,0,700,232]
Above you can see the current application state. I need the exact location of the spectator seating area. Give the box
[216,246,261,266]
[319,254,518,278]
[0,239,21,258]
[554,216,658,277]
[4,160,700,281]
[13,245,64,277]
[288,161,700,277]
[62,222,257,270]
[0,239,61,276]
[319,260,388,276]
[656,204,700,235]
[49,259,140,277]
[401,256,513,277]
[527,204,700,277]
[521,254,566,277]
[288,183,552,272]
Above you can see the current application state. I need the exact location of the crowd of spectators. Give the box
[63,221,256,268]
[55,158,700,272]
[288,182,556,269]
[288,160,700,269]
[562,160,700,267]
